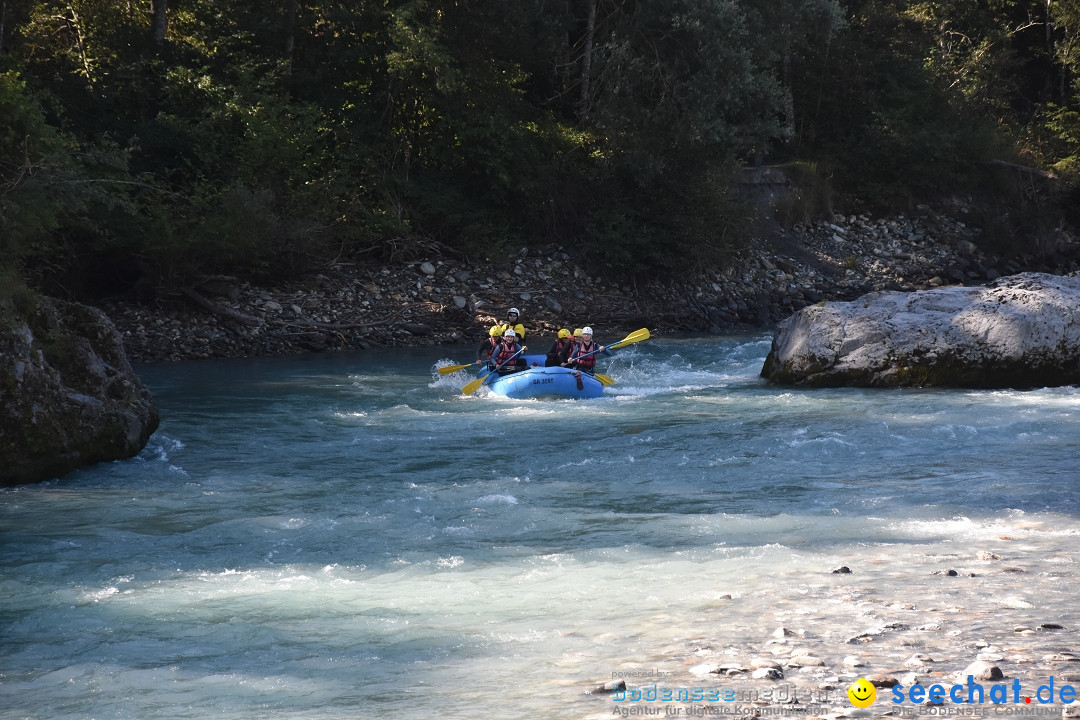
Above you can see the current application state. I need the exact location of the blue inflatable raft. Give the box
[476,354,605,399]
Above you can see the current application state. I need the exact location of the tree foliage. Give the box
[1,0,1078,297]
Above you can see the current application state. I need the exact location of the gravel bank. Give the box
[100,207,1080,363]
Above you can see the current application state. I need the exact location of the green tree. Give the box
[561,0,844,273]
[0,69,72,268]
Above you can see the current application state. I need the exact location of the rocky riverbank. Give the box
[99,205,1080,363]
[589,536,1080,719]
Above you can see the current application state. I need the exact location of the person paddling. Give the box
[489,329,527,375]
[546,328,573,367]
[568,328,583,358]
[475,325,502,365]
[564,326,610,375]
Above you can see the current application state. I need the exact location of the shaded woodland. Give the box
[3,0,1080,306]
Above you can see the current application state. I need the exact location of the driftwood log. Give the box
[181,287,262,327]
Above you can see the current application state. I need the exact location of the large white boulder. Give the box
[760,273,1080,388]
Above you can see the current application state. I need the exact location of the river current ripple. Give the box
[2,336,1078,719]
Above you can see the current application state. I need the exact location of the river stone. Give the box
[402,323,432,336]
[1,295,160,485]
[712,662,747,675]
[786,656,825,667]
[592,679,625,693]
[761,272,1080,388]
[905,653,933,667]
[961,661,1004,680]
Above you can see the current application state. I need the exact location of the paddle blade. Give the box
[609,328,650,350]
[438,361,475,375]
[461,376,487,395]
[594,373,615,386]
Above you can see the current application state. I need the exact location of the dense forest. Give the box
[2,0,1080,305]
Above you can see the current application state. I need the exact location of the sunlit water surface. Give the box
[2,336,1078,719]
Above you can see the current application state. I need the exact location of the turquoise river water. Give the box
[2,335,1078,719]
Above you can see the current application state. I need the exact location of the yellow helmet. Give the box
[573,328,583,337]
[489,325,502,337]
[557,328,570,339]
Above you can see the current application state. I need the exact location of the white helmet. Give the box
[508,307,520,316]
[582,326,593,335]
[503,328,517,337]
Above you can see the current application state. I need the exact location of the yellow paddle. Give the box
[566,328,650,365]
[563,329,649,386]
[437,360,480,375]
[608,327,650,350]
[461,346,526,395]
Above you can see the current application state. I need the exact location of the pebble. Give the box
[904,653,933,667]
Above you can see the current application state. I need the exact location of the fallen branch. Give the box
[181,287,263,327]
[267,319,374,330]
[989,159,1057,180]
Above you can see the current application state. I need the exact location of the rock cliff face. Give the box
[761,272,1080,388]
[1,296,160,485]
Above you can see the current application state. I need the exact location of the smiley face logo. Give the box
[848,678,877,708]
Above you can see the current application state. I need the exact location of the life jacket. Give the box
[546,338,572,366]
[492,341,521,367]
[571,341,599,370]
